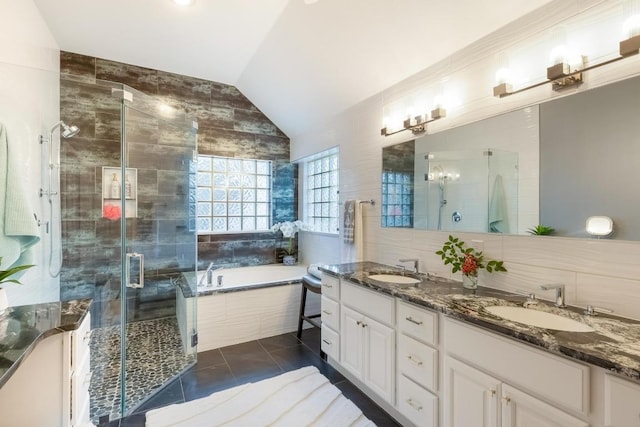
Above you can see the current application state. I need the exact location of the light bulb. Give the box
[623,14,640,38]
[495,67,512,85]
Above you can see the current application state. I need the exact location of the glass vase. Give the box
[283,255,296,265]
[462,273,478,290]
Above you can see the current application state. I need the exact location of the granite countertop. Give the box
[320,262,640,383]
[0,299,92,388]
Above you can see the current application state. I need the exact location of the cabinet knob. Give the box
[356,320,362,326]
[406,398,423,411]
[502,396,511,405]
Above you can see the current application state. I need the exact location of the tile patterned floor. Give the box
[102,328,401,427]
[90,317,195,423]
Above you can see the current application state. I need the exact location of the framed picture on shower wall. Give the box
[101,166,138,220]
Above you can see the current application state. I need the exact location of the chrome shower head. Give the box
[48,120,79,139]
[60,122,79,138]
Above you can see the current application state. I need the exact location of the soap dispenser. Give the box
[110,173,121,199]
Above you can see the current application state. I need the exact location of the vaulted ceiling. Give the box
[35,0,552,137]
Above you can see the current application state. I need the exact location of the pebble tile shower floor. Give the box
[90,317,195,423]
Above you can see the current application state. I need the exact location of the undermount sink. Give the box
[368,274,421,285]
[485,305,595,332]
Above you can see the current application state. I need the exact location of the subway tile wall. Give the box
[60,52,296,312]
[294,0,640,320]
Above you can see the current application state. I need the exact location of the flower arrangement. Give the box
[436,235,506,282]
[271,220,310,256]
[0,257,34,285]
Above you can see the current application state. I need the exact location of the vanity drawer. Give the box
[342,281,394,326]
[397,374,438,427]
[321,274,340,301]
[397,300,437,346]
[398,334,438,392]
[321,296,339,331]
[321,325,339,360]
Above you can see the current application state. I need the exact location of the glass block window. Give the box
[303,148,339,234]
[381,171,413,228]
[196,155,271,233]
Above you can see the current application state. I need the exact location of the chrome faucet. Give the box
[398,258,420,273]
[199,262,221,287]
[540,284,566,308]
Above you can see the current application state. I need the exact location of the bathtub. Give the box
[195,264,309,294]
[191,264,321,351]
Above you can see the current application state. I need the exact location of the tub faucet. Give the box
[199,262,220,287]
[398,258,419,273]
[540,283,566,308]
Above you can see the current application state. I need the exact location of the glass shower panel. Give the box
[119,87,198,417]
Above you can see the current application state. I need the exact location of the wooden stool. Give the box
[296,274,325,359]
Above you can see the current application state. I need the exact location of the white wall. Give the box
[293,0,640,320]
[0,0,60,305]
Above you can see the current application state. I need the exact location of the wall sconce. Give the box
[586,216,614,237]
[380,107,446,137]
[494,19,640,99]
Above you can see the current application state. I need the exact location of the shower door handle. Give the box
[126,253,144,288]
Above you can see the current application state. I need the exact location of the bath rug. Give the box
[145,366,376,427]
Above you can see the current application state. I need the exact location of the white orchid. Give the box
[271,220,309,255]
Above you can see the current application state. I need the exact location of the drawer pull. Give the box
[406,398,423,411]
[407,355,423,366]
[322,284,333,288]
[322,310,332,315]
[405,316,423,325]
[322,339,332,345]
[502,396,511,405]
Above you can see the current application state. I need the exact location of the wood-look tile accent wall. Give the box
[60,51,296,304]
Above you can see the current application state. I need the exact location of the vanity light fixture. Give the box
[380,107,446,137]
[494,26,640,98]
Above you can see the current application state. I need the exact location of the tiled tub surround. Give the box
[320,262,640,382]
[59,52,297,311]
[0,299,92,387]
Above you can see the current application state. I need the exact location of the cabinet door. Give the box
[604,374,640,427]
[501,384,588,427]
[444,356,500,427]
[340,305,364,379]
[364,316,395,404]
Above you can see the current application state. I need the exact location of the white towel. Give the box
[489,174,509,234]
[0,124,40,270]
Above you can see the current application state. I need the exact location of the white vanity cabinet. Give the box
[320,274,340,360]
[340,281,395,404]
[604,374,640,426]
[0,313,92,427]
[396,300,439,427]
[443,317,588,427]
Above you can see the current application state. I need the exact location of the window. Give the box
[303,148,339,234]
[196,155,272,233]
[381,171,413,227]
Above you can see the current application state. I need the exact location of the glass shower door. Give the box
[119,88,198,416]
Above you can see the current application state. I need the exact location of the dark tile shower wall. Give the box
[60,52,297,315]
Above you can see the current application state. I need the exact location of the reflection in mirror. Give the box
[381,140,414,228]
[382,107,539,235]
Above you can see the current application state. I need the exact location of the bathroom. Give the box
[1,0,640,426]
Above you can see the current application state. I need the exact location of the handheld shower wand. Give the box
[40,121,80,277]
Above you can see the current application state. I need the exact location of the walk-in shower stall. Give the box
[58,80,198,422]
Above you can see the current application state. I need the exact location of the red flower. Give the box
[462,253,478,275]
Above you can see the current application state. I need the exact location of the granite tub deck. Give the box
[0,299,92,388]
[320,262,640,383]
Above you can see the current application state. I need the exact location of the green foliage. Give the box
[526,225,556,235]
[0,257,34,285]
[435,235,507,275]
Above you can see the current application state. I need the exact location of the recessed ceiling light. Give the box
[173,0,195,6]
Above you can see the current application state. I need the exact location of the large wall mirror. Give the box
[381,74,640,240]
